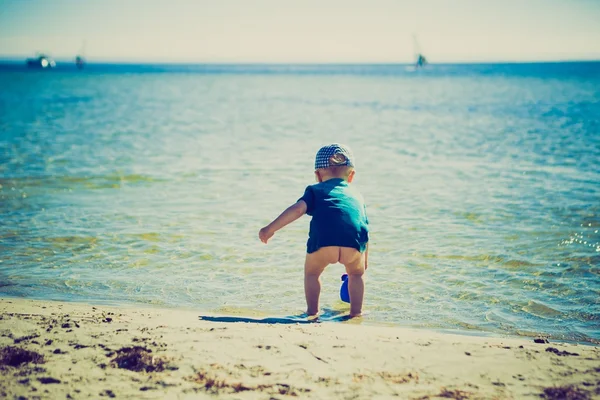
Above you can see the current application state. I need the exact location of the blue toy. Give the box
[340,274,350,303]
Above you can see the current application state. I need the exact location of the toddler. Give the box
[259,144,369,317]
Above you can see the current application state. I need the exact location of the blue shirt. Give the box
[298,178,369,254]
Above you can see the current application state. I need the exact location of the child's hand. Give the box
[259,200,306,244]
[259,227,274,244]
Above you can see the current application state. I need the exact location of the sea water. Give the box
[1,62,598,344]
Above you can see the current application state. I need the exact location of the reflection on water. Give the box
[1,63,599,344]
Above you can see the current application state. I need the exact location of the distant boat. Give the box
[413,35,428,69]
[75,55,85,69]
[415,53,428,68]
[26,54,56,69]
[75,40,86,69]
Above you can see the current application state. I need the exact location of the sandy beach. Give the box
[0,298,598,399]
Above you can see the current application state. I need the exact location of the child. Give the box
[259,144,369,317]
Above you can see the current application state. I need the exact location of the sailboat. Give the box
[75,55,85,69]
[415,53,427,68]
[75,41,86,69]
[413,35,428,69]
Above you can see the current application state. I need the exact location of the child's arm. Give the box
[365,242,369,270]
[259,200,307,244]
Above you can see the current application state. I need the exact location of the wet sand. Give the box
[1,298,598,399]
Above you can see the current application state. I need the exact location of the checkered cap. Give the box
[314,143,355,170]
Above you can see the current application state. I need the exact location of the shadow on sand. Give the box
[199,310,353,325]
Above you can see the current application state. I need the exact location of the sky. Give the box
[0,0,599,63]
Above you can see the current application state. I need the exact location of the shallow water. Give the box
[1,62,599,344]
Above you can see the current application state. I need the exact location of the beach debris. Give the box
[0,346,44,367]
[352,370,419,385]
[13,333,40,344]
[187,368,309,395]
[437,387,473,399]
[534,337,550,344]
[110,346,168,372]
[101,311,115,323]
[545,347,579,357]
[233,363,271,377]
[378,371,419,384]
[188,369,238,393]
[277,383,305,396]
[541,385,591,400]
[37,377,61,384]
[100,389,116,397]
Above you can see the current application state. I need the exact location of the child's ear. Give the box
[347,170,356,183]
[315,171,322,183]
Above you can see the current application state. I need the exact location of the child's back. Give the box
[300,177,369,254]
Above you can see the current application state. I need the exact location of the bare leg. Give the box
[304,247,365,317]
[340,248,366,317]
[304,273,321,316]
[348,274,365,317]
[304,247,338,316]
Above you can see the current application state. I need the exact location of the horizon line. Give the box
[1,57,599,65]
